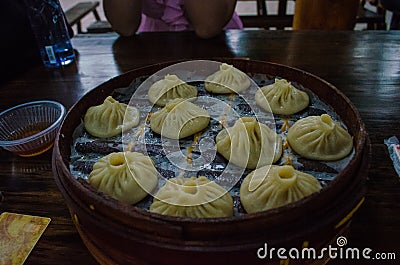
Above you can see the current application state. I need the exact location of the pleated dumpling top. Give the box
[240,165,321,213]
[287,114,353,161]
[84,96,139,138]
[205,63,251,94]
[216,117,282,169]
[150,176,233,218]
[148,74,198,106]
[89,151,158,204]
[150,99,210,139]
[255,78,309,115]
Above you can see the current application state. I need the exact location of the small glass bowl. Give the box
[0,100,66,157]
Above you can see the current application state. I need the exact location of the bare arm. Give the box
[184,0,237,39]
[103,0,142,36]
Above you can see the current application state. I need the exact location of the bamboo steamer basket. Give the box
[52,59,369,265]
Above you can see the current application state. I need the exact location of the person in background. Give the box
[103,0,243,39]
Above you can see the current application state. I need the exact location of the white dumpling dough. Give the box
[84,96,139,138]
[148,74,198,106]
[89,151,158,204]
[255,78,309,115]
[287,114,353,161]
[205,63,251,94]
[150,176,233,218]
[150,99,210,139]
[216,117,282,169]
[240,165,321,213]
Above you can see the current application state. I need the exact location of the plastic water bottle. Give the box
[24,0,75,68]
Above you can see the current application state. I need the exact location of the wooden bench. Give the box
[65,1,101,33]
[87,20,113,33]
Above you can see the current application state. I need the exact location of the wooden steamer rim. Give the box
[52,59,369,264]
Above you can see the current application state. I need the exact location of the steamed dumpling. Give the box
[150,99,210,139]
[150,176,233,218]
[255,78,309,115]
[287,114,353,161]
[89,151,158,204]
[216,117,282,169]
[84,96,139,138]
[205,63,251,94]
[148,74,198,106]
[240,165,321,213]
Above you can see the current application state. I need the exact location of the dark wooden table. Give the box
[1,30,400,264]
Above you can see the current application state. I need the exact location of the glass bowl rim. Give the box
[0,100,66,147]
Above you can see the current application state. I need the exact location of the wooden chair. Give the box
[356,0,386,29]
[238,0,387,30]
[64,1,101,34]
[238,0,294,29]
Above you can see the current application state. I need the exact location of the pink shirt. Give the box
[138,0,243,32]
